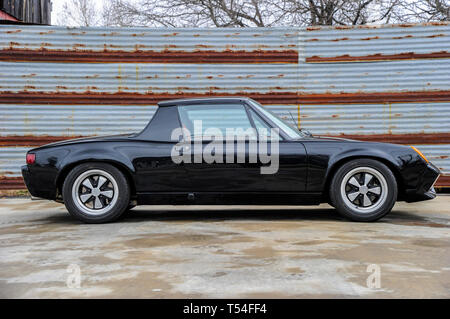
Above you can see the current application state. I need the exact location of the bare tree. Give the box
[105,0,281,27]
[104,0,434,27]
[394,0,449,22]
[59,0,447,27]
[281,0,401,26]
[56,0,101,27]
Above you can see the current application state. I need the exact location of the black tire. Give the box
[62,163,130,223]
[329,158,397,222]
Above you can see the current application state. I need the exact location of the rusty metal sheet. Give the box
[292,102,450,138]
[3,102,449,147]
[1,59,449,105]
[0,92,300,105]
[298,59,450,94]
[0,104,156,139]
[0,26,299,63]
[303,22,450,63]
[0,62,298,94]
[0,177,24,190]
[0,61,299,105]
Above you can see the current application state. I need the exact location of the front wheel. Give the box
[329,159,397,222]
[62,163,130,223]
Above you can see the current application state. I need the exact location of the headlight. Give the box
[410,146,429,163]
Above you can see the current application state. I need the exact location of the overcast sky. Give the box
[51,0,108,25]
[51,0,68,24]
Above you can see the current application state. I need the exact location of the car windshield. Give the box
[248,100,305,139]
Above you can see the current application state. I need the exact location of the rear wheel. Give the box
[329,159,397,222]
[62,163,130,223]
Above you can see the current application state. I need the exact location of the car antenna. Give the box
[289,110,312,137]
[288,110,299,129]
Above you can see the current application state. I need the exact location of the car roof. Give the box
[157,97,252,107]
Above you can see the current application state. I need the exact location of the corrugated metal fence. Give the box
[0,22,449,190]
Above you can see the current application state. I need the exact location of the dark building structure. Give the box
[0,0,51,24]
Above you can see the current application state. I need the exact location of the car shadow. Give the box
[37,207,343,224]
[123,207,343,223]
[119,209,450,229]
[37,206,446,227]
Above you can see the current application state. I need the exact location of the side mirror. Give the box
[299,128,312,137]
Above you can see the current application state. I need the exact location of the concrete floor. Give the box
[0,196,449,298]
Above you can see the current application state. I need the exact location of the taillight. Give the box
[26,153,36,164]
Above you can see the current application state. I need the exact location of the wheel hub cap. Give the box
[91,188,101,197]
[340,166,389,214]
[72,169,119,216]
[359,185,368,194]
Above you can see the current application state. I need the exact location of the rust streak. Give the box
[332,37,349,41]
[0,48,299,64]
[0,177,25,190]
[0,91,300,105]
[306,21,449,31]
[426,33,446,38]
[392,35,413,39]
[297,91,450,104]
[306,51,450,63]
[0,135,85,147]
[0,90,448,106]
[360,36,379,40]
[323,133,450,144]
[0,90,449,105]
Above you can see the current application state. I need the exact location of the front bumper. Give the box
[404,162,440,203]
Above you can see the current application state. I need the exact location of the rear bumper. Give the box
[21,165,57,200]
[404,162,440,203]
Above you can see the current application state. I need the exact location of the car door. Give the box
[246,107,308,192]
[176,102,267,192]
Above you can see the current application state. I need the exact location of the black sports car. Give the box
[22,97,440,223]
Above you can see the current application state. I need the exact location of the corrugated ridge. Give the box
[0,26,299,64]
[303,22,450,62]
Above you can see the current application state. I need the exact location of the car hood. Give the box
[30,134,135,151]
[307,135,362,142]
[306,135,415,155]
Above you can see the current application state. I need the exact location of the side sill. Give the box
[136,192,323,206]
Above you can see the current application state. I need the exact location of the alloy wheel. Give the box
[340,167,388,214]
[71,169,119,215]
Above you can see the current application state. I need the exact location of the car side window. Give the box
[248,108,281,141]
[178,104,257,141]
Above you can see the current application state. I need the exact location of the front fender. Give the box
[326,147,401,179]
[304,141,418,192]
